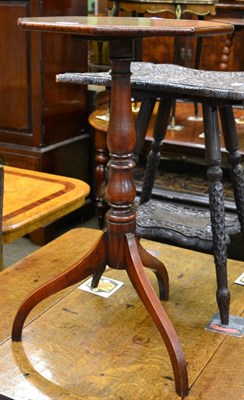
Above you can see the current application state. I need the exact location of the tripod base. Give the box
[12,229,188,398]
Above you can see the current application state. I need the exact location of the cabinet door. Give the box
[0,0,88,148]
[38,0,88,147]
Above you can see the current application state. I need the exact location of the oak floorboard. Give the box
[0,232,243,399]
[0,228,103,345]
[186,311,244,400]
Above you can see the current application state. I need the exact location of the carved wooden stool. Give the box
[57,64,244,326]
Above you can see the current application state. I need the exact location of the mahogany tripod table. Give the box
[12,16,233,398]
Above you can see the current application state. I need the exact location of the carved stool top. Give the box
[57,63,244,103]
[136,200,240,251]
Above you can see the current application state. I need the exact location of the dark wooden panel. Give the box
[0,148,41,170]
[40,0,88,146]
[0,134,90,181]
[0,2,30,133]
[0,0,90,183]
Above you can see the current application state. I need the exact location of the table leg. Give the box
[137,238,169,301]
[219,105,244,233]
[139,97,173,205]
[12,231,108,341]
[12,37,188,398]
[126,233,188,398]
[94,128,110,229]
[203,103,230,325]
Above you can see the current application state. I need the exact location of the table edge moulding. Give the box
[11,16,234,398]
[2,166,90,244]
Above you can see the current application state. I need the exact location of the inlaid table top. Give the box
[2,166,90,244]
[17,15,234,39]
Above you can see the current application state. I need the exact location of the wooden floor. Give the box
[0,229,243,400]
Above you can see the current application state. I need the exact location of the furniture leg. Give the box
[91,263,108,288]
[137,238,169,301]
[125,233,188,399]
[193,37,201,118]
[169,30,181,129]
[90,236,169,300]
[12,231,108,341]
[219,32,234,71]
[140,97,173,205]
[202,103,230,325]
[134,96,156,158]
[192,16,204,119]
[219,105,244,233]
[94,129,110,229]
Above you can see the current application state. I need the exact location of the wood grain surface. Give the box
[17,16,234,38]
[1,228,243,399]
[2,166,90,244]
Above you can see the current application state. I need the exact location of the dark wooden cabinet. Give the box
[0,0,90,182]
